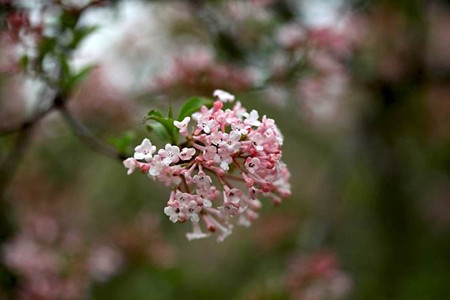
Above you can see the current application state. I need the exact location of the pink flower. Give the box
[125,90,291,241]
[179,147,196,161]
[244,110,262,126]
[245,157,261,174]
[174,117,190,136]
[148,155,164,176]
[123,158,138,175]
[213,89,235,103]
[134,138,156,162]
[159,144,180,165]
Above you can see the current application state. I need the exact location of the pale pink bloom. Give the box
[225,188,243,205]
[219,131,241,153]
[244,110,262,126]
[213,89,235,103]
[198,116,217,134]
[174,117,190,136]
[245,157,261,174]
[186,222,210,241]
[159,144,180,165]
[125,90,291,241]
[215,148,233,171]
[164,206,181,223]
[179,147,196,161]
[192,171,212,190]
[148,155,164,176]
[123,158,138,175]
[134,138,156,162]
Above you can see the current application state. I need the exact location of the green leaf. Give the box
[145,110,177,144]
[67,65,96,90]
[37,37,56,68]
[146,109,165,119]
[60,11,79,29]
[108,131,136,154]
[20,55,29,70]
[69,25,99,49]
[146,123,171,142]
[168,101,174,119]
[177,97,213,121]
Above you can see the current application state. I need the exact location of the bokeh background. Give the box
[0,0,449,299]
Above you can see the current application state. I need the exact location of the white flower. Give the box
[186,200,200,222]
[245,157,261,174]
[213,89,235,103]
[159,144,180,165]
[174,117,191,136]
[134,138,156,162]
[149,155,164,176]
[164,206,180,223]
[179,147,196,161]
[243,110,261,127]
[186,222,210,241]
[202,199,212,207]
[193,171,212,191]
[123,158,138,175]
[198,117,216,134]
[219,131,241,153]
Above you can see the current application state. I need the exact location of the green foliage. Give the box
[108,131,136,155]
[19,55,29,70]
[70,26,99,49]
[145,109,177,144]
[146,123,171,143]
[177,97,213,121]
[144,97,213,144]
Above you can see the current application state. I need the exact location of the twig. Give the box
[58,105,127,161]
[0,126,34,199]
[0,104,54,136]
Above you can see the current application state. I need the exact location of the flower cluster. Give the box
[124,90,291,241]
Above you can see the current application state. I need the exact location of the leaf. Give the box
[146,109,165,119]
[168,101,174,119]
[59,11,79,29]
[146,123,171,142]
[69,25,99,49]
[37,37,56,67]
[108,131,136,154]
[67,65,96,89]
[145,110,177,144]
[20,55,29,70]
[177,97,213,121]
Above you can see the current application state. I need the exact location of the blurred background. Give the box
[0,0,449,299]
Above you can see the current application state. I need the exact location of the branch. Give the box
[0,104,54,136]
[58,105,128,161]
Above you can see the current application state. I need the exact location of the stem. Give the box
[181,175,191,193]
[223,174,245,183]
[58,105,127,161]
[0,103,54,136]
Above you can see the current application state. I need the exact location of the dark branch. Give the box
[0,126,34,201]
[0,105,54,136]
[58,105,128,161]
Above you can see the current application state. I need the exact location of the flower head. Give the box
[124,90,290,241]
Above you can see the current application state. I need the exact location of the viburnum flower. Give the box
[124,89,291,241]
[133,138,156,162]
[174,117,191,136]
[213,89,235,103]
